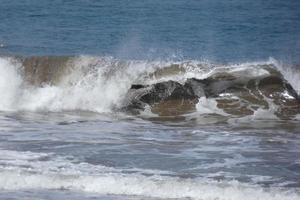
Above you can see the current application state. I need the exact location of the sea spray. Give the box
[0,57,22,111]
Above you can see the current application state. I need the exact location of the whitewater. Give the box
[0,56,299,115]
[0,0,299,199]
[0,55,299,200]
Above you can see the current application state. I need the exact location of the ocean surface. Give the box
[0,1,300,200]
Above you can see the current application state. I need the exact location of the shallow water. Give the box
[0,111,299,200]
[0,55,299,200]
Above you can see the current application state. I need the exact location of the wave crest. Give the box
[0,56,299,122]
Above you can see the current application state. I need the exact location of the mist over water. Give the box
[0,0,300,200]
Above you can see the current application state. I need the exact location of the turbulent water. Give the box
[1,0,300,200]
[0,56,299,200]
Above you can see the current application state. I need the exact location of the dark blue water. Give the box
[0,0,300,62]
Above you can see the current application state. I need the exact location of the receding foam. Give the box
[0,150,299,200]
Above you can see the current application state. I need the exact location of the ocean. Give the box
[0,1,300,200]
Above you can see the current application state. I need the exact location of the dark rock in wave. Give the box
[124,81,201,116]
[123,68,300,118]
[10,56,300,118]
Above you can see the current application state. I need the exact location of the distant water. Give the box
[0,0,300,62]
[0,1,300,200]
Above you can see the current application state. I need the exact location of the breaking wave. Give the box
[0,56,299,122]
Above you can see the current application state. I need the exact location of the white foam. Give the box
[249,97,279,120]
[0,58,22,111]
[0,149,299,200]
[295,114,300,121]
[1,170,299,200]
[0,56,157,113]
[196,97,228,116]
[143,60,276,90]
[227,98,280,126]
[282,90,296,99]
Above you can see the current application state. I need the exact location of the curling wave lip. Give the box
[0,56,299,122]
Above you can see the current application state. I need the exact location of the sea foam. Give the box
[0,150,299,200]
